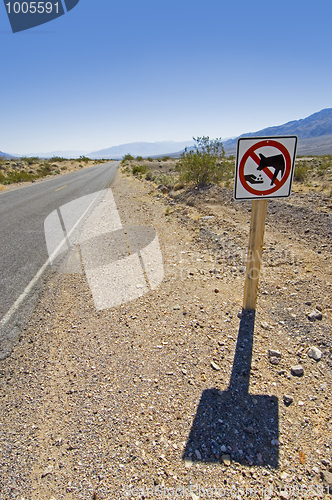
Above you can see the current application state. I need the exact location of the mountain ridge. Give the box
[223,108,332,155]
[87,140,195,159]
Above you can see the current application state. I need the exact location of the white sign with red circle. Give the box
[234,136,297,200]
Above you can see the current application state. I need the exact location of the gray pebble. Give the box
[268,349,281,358]
[308,346,322,361]
[307,310,323,321]
[291,365,304,376]
[283,395,294,406]
[211,361,221,371]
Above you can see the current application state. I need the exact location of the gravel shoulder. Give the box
[0,171,331,499]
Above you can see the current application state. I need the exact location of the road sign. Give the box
[234,136,297,200]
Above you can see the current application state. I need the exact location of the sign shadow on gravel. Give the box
[183,311,279,467]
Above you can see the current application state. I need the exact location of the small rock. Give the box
[308,346,322,361]
[237,311,242,319]
[270,357,280,365]
[261,321,270,330]
[195,449,202,460]
[221,454,231,466]
[271,439,279,446]
[220,445,227,453]
[307,310,323,321]
[191,493,200,500]
[283,395,293,406]
[268,349,281,358]
[321,458,330,466]
[184,458,193,469]
[312,466,320,474]
[316,305,322,311]
[291,365,304,376]
[214,288,219,293]
[173,305,180,310]
[211,361,221,371]
[298,401,304,406]
[321,470,332,488]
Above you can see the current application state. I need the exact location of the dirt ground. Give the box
[0,168,331,499]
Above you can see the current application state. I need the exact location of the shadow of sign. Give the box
[183,311,279,467]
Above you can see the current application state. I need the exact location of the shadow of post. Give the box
[183,310,279,467]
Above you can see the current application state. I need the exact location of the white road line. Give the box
[0,189,105,330]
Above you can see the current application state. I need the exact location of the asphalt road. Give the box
[0,162,119,330]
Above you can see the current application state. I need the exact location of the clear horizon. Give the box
[1,0,332,154]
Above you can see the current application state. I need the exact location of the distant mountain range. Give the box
[30,150,90,158]
[0,142,195,159]
[2,109,332,159]
[223,108,332,155]
[0,151,15,159]
[87,140,195,159]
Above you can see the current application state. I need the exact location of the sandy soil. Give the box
[0,169,331,499]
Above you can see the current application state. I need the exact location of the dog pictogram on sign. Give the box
[234,136,297,200]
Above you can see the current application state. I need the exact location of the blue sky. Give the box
[1,0,332,154]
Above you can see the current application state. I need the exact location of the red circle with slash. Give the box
[239,139,292,196]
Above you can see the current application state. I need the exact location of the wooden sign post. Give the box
[243,199,268,310]
[234,136,297,311]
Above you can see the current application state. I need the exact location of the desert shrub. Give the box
[21,156,39,165]
[147,157,154,162]
[79,155,90,163]
[154,174,175,188]
[93,159,108,164]
[178,136,225,186]
[50,156,66,162]
[219,159,235,182]
[132,164,147,176]
[123,154,134,161]
[3,171,37,184]
[145,171,155,181]
[161,156,171,161]
[36,162,53,177]
[294,162,310,182]
[136,155,144,161]
[317,156,332,176]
